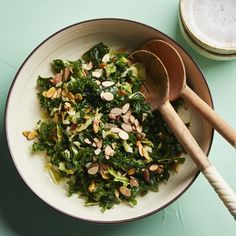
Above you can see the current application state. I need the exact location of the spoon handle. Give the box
[159,101,236,219]
[181,85,236,148]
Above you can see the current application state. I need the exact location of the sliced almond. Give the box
[92,68,103,78]
[94,148,101,155]
[102,53,110,63]
[127,168,136,175]
[64,102,71,110]
[149,164,159,172]
[97,140,103,149]
[106,123,117,129]
[84,138,92,144]
[83,61,93,70]
[95,80,101,85]
[27,130,37,140]
[108,113,117,120]
[110,108,122,116]
[111,142,117,149]
[130,178,139,187]
[22,131,30,138]
[74,93,83,101]
[88,181,96,192]
[110,127,122,133]
[122,103,130,114]
[46,87,56,98]
[121,123,133,133]
[104,145,115,156]
[115,188,120,198]
[118,130,129,140]
[136,125,143,134]
[67,92,74,101]
[88,166,99,175]
[129,115,135,124]
[102,81,115,87]
[119,186,131,197]
[100,92,114,101]
[134,119,139,127]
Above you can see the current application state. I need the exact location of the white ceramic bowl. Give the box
[179,12,236,61]
[5,19,214,223]
[180,0,236,58]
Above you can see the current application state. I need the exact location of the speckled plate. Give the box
[5,19,214,223]
[180,0,236,55]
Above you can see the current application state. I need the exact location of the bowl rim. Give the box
[4,18,214,224]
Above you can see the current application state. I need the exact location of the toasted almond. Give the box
[142,113,148,121]
[84,138,92,144]
[93,119,100,133]
[102,53,110,63]
[27,130,37,140]
[118,130,129,140]
[95,80,101,85]
[102,81,115,87]
[67,92,74,101]
[101,172,110,179]
[46,87,56,98]
[22,131,30,138]
[96,139,102,148]
[94,148,101,155]
[122,103,130,114]
[105,155,110,160]
[121,123,133,133]
[88,181,96,192]
[110,127,122,133]
[105,145,115,156]
[129,115,135,124]
[149,164,159,172]
[115,188,120,198]
[134,119,139,127]
[106,123,117,129]
[108,113,117,120]
[127,168,136,175]
[142,147,150,160]
[64,102,71,110]
[111,142,117,149]
[136,125,143,133]
[119,186,131,197]
[85,162,92,169]
[157,165,164,174]
[100,92,114,101]
[110,107,122,116]
[83,61,93,70]
[88,166,99,175]
[130,178,139,187]
[74,93,83,101]
[92,68,103,78]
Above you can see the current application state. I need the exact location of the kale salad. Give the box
[23,43,187,211]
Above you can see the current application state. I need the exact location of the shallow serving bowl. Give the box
[5,19,213,223]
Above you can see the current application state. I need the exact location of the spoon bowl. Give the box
[142,39,236,148]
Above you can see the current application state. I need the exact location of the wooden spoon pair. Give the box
[129,40,236,219]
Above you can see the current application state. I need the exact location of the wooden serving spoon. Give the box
[129,49,236,219]
[142,39,236,148]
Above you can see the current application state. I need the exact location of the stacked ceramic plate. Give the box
[179,0,236,60]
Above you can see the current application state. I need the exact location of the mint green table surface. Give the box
[1,0,236,235]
